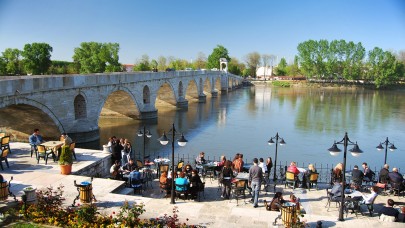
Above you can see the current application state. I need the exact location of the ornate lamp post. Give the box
[328,132,363,222]
[137,126,152,163]
[268,132,286,192]
[376,137,397,165]
[158,123,188,204]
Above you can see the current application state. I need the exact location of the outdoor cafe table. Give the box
[41,141,63,154]
[235,172,249,181]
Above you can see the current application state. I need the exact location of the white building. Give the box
[256,66,273,80]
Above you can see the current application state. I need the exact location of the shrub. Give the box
[272,81,291,87]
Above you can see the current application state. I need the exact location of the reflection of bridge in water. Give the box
[0,71,243,142]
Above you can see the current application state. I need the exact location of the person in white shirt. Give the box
[361,185,378,204]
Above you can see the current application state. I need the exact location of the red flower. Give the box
[112,211,115,214]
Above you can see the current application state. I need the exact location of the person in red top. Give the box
[287,161,300,176]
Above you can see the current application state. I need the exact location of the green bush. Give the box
[272,81,291,87]
[58,146,72,165]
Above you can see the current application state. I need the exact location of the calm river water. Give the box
[95,84,405,171]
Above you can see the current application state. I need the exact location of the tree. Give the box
[0,56,6,76]
[150,59,158,71]
[275,58,287,76]
[207,45,231,70]
[193,52,207,69]
[244,52,261,77]
[22,43,52,75]
[2,48,22,75]
[228,57,245,75]
[133,54,151,71]
[286,56,301,76]
[168,58,188,70]
[366,47,401,88]
[157,56,167,71]
[102,43,121,72]
[73,42,120,73]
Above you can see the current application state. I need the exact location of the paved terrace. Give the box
[1,143,404,227]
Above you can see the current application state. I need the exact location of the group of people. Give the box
[28,128,73,159]
[159,163,204,200]
[286,161,318,189]
[105,136,134,167]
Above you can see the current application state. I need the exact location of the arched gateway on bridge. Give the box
[0,70,243,143]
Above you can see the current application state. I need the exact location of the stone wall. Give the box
[73,154,112,178]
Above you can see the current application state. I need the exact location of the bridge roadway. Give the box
[0,71,243,142]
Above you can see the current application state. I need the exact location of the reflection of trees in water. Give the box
[292,88,403,133]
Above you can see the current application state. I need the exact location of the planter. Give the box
[23,187,37,202]
[0,181,8,201]
[60,164,72,175]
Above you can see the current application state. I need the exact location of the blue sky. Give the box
[0,0,404,64]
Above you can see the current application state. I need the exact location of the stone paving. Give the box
[1,143,404,227]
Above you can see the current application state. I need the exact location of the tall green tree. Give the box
[2,48,22,75]
[297,39,319,78]
[22,43,52,75]
[275,58,287,76]
[0,56,6,76]
[73,42,120,73]
[207,45,231,70]
[366,47,401,88]
[244,52,261,77]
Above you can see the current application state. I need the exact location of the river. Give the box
[95,84,405,171]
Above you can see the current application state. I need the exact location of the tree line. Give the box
[1,40,404,88]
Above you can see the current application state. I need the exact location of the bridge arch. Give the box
[6,97,65,133]
[74,93,87,120]
[143,85,151,104]
[98,85,140,120]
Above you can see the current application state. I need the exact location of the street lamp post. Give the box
[158,123,188,204]
[328,132,363,222]
[137,126,152,163]
[376,137,397,165]
[268,132,286,192]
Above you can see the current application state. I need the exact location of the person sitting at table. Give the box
[183,164,193,179]
[388,167,405,195]
[195,152,206,165]
[264,192,286,211]
[357,186,378,205]
[122,158,137,173]
[29,128,45,145]
[287,161,300,186]
[350,165,364,190]
[304,164,317,189]
[189,170,203,200]
[60,132,72,146]
[379,164,390,183]
[110,160,122,180]
[221,160,234,199]
[175,172,189,198]
[332,163,343,183]
[378,199,399,222]
[362,162,374,182]
[159,171,171,197]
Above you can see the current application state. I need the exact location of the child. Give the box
[290,194,301,211]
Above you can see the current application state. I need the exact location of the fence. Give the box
[158,153,395,184]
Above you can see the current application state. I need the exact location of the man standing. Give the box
[249,158,263,208]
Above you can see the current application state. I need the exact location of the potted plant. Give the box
[23,186,37,202]
[59,145,73,175]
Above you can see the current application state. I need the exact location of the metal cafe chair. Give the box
[0,148,10,170]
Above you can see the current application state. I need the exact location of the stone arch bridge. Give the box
[0,71,243,142]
